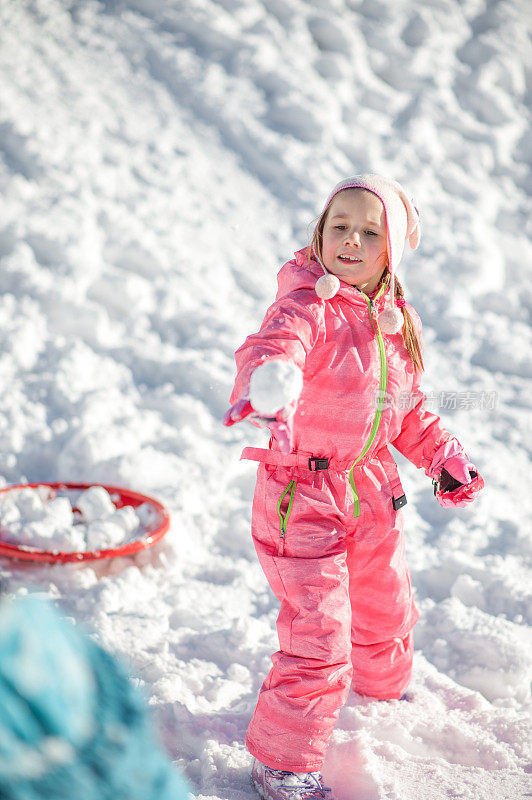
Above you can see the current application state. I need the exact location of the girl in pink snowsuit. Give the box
[224,174,484,799]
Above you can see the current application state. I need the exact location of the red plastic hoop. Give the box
[0,482,170,563]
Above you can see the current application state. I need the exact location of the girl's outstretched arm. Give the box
[230,291,319,406]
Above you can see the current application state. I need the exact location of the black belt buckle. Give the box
[392,494,407,510]
[308,457,329,471]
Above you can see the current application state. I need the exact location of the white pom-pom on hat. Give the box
[378,306,404,334]
[315,272,340,299]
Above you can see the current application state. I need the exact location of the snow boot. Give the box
[251,758,334,800]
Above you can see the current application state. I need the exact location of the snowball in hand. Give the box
[249,361,303,417]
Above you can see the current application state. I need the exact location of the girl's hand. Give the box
[223,399,295,454]
[433,465,484,508]
[223,398,255,427]
[255,404,295,454]
[428,440,484,508]
[441,454,477,485]
[223,361,302,453]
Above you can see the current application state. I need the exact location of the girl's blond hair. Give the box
[308,189,424,373]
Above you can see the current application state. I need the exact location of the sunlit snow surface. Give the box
[0,0,530,798]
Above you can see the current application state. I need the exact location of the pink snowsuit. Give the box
[230,249,452,773]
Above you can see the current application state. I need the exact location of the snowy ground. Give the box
[0,0,531,798]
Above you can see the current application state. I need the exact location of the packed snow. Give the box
[0,1,530,799]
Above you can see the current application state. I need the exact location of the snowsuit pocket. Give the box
[276,479,297,556]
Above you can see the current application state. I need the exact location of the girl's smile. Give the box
[337,254,362,262]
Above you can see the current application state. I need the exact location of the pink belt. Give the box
[241,445,407,509]
[241,447,357,472]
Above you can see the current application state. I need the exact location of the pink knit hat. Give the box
[314,174,421,334]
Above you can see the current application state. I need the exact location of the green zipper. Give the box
[349,285,388,517]
[277,480,297,538]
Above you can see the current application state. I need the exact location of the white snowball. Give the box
[44,497,74,528]
[86,520,125,551]
[8,518,85,552]
[109,506,140,535]
[51,527,87,553]
[77,486,116,522]
[36,486,55,503]
[135,502,159,530]
[15,488,45,522]
[249,360,303,417]
[0,499,21,527]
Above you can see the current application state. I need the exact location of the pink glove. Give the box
[427,438,467,479]
[223,398,255,427]
[429,439,484,508]
[223,399,295,454]
[434,469,484,508]
[443,454,477,485]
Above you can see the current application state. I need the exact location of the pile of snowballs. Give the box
[0,486,158,553]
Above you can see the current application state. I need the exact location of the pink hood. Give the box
[276,248,322,295]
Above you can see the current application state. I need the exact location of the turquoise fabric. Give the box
[0,596,191,800]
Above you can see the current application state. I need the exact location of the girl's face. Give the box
[320,189,388,292]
